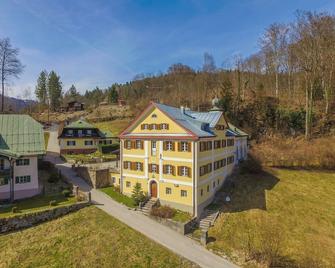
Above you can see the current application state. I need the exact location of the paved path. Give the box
[45,126,238,268]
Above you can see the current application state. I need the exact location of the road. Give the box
[45,125,239,268]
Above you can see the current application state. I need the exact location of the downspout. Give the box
[9,158,15,203]
[120,139,123,193]
[193,141,198,217]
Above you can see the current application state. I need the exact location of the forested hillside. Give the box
[112,11,335,141]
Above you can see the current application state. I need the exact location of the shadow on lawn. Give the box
[214,155,279,212]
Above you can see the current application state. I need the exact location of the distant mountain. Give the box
[1,95,37,112]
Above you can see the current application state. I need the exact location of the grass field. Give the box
[0,207,195,268]
[207,168,335,267]
[0,194,76,218]
[100,186,136,208]
[93,119,132,136]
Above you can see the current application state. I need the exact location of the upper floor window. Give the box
[136,140,143,149]
[163,141,174,151]
[214,140,221,149]
[222,139,227,147]
[16,159,30,166]
[123,161,131,169]
[179,166,189,177]
[136,162,143,171]
[87,129,92,135]
[152,124,157,130]
[149,164,158,173]
[161,123,169,130]
[179,141,190,152]
[227,139,234,147]
[125,140,132,149]
[67,129,73,135]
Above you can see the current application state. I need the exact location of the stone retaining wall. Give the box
[0,202,89,234]
[148,215,198,235]
[75,166,111,188]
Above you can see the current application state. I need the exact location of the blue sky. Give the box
[1,0,334,98]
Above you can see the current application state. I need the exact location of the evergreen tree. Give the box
[131,183,146,205]
[47,71,62,111]
[35,70,48,104]
[108,84,119,103]
[67,84,79,99]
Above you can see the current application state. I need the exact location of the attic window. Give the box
[151,114,157,118]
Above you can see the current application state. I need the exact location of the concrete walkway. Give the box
[45,126,238,268]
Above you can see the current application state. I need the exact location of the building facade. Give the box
[119,102,248,216]
[0,115,45,201]
[58,119,115,154]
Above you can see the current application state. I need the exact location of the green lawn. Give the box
[207,168,335,267]
[44,131,50,149]
[0,207,195,268]
[0,193,76,218]
[172,210,193,223]
[63,151,117,163]
[100,186,136,208]
[93,119,131,136]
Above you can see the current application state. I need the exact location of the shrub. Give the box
[114,185,120,193]
[11,207,18,213]
[49,200,57,206]
[62,189,71,197]
[151,205,176,219]
[48,172,60,183]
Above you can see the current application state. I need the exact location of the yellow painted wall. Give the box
[59,138,97,150]
[159,182,193,206]
[110,171,121,186]
[131,107,188,134]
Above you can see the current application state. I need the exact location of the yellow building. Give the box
[119,101,248,216]
[58,119,116,154]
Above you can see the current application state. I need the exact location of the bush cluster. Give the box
[151,205,176,219]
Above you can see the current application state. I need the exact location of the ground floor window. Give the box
[126,181,131,187]
[181,190,187,197]
[112,177,116,183]
[85,140,93,146]
[15,175,31,184]
[0,177,8,186]
[166,187,172,194]
[67,140,76,146]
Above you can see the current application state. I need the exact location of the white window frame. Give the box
[136,140,142,149]
[152,164,157,173]
[143,124,148,130]
[136,162,142,171]
[181,166,188,177]
[162,123,168,130]
[67,140,76,146]
[16,159,30,166]
[152,124,157,130]
[181,142,188,152]
[15,175,31,184]
[181,190,187,197]
[167,165,173,175]
[166,187,172,194]
[166,141,173,151]
[86,129,92,135]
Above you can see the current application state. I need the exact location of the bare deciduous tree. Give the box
[0,38,24,112]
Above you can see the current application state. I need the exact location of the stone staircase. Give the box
[199,209,220,231]
[141,198,158,215]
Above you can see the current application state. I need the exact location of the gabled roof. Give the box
[0,114,45,158]
[228,123,249,137]
[64,119,96,129]
[120,102,248,140]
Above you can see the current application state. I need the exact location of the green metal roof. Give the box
[64,119,96,129]
[0,114,45,158]
[99,130,115,138]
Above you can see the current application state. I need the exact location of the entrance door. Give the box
[150,181,157,198]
